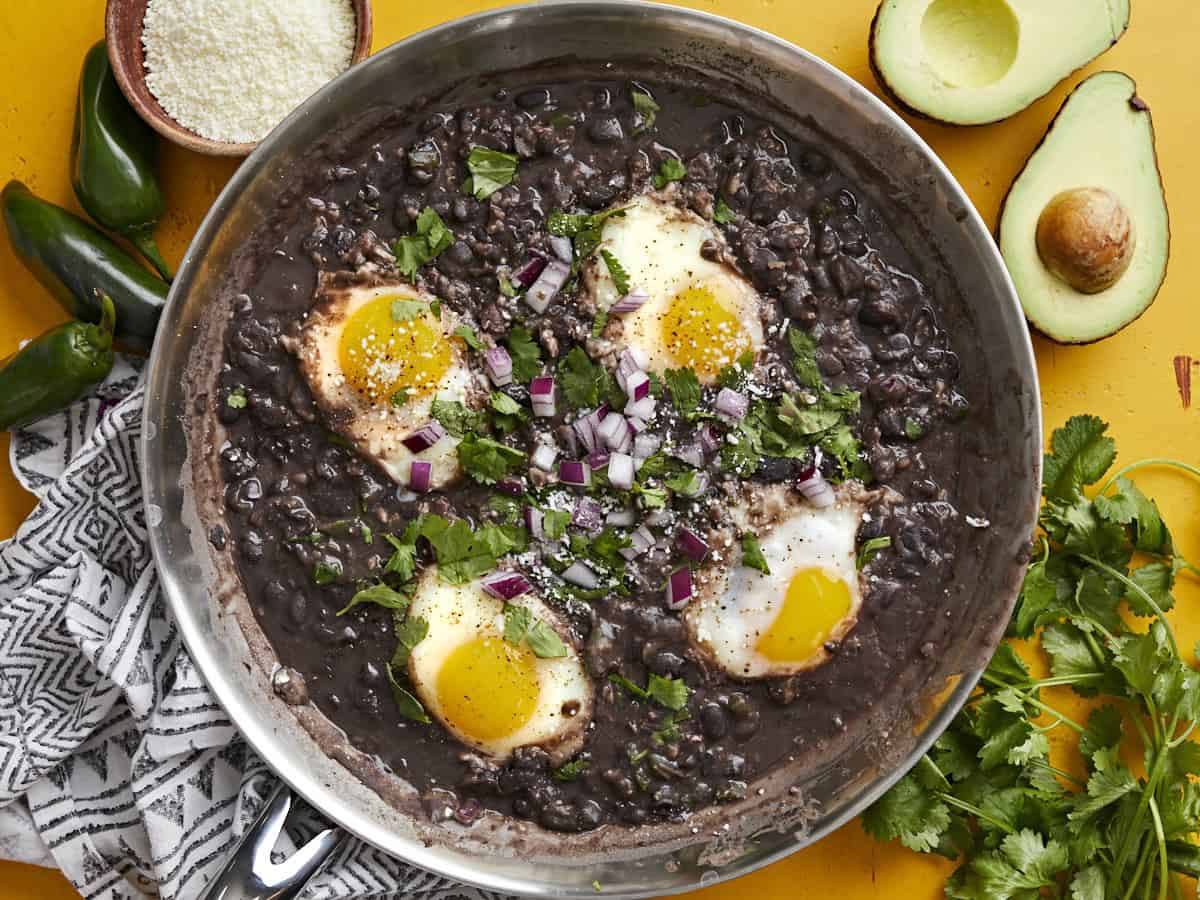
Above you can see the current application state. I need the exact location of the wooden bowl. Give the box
[104,0,373,157]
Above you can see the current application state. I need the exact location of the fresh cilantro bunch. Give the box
[864,415,1200,900]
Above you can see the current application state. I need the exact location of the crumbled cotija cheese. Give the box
[142,0,357,144]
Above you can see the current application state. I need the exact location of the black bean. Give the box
[515,88,552,109]
[699,703,729,739]
[586,116,624,144]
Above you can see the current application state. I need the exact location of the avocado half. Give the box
[999,72,1169,344]
[870,0,1130,126]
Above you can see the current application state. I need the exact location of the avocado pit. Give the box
[1035,187,1135,294]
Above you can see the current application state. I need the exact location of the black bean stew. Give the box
[213,70,972,834]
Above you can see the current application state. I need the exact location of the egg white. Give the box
[685,484,866,679]
[289,277,483,490]
[582,194,765,384]
[406,567,594,763]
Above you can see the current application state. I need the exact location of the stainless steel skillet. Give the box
[140,2,1043,897]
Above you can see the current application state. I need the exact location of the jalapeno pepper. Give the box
[2,180,167,352]
[71,41,172,281]
[0,294,115,430]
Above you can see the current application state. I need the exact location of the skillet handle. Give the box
[198,784,344,900]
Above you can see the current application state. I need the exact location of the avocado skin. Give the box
[997,73,1171,345]
[867,1,1131,127]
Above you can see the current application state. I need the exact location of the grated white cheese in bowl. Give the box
[141,0,358,145]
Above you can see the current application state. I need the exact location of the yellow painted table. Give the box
[1,1,1198,897]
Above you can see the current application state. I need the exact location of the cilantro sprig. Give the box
[863,416,1200,900]
[395,207,453,280]
[463,147,518,200]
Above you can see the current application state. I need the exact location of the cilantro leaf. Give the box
[600,249,631,296]
[652,158,686,189]
[713,196,736,225]
[391,388,411,408]
[541,508,572,541]
[646,674,689,711]
[1043,414,1116,500]
[526,619,568,659]
[390,614,428,668]
[338,582,411,616]
[502,603,532,643]
[857,536,892,570]
[663,367,702,418]
[395,207,454,280]
[505,325,543,384]
[861,773,951,854]
[559,346,622,410]
[1079,706,1123,763]
[430,398,487,438]
[552,757,591,782]
[456,434,527,485]
[630,85,659,129]
[665,468,706,497]
[463,147,519,200]
[741,533,771,574]
[453,324,483,350]
[608,673,649,701]
[788,327,822,389]
[386,662,431,723]
[490,391,530,435]
[312,560,341,585]
[383,530,420,581]
[390,298,427,321]
[546,207,628,238]
[226,385,247,409]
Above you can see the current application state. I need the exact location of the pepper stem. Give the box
[131,231,173,282]
[93,292,116,352]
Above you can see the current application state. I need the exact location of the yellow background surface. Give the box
[1,1,1199,898]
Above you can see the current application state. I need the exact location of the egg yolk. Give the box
[755,568,853,663]
[658,284,752,379]
[436,636,539,742]
[337,295,452,404]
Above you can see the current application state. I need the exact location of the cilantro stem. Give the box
[1098,458,1200,495]
[981,673,1086,732]
[1110,747,1174,896]
[1149,796,1169,900]
[1121,835,1155,900]
[1076,553,1180,659]
[1028,758,1086,788]
[935,792,1014,834]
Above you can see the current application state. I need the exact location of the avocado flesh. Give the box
[871,0,1129,125]
[1000,72,1169,344]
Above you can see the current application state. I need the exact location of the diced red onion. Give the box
[408,460,433,493]
[548,235,573,264]
[525,259,570,313]
[610,288,650,315]
[715,388,749,421]
[481,570,533,600]
[587,450,611,470]
[530,375,557,417]
[606,507,637,527]
[666,566,693,610]
[573,497,604,531]
[562,560,600,589]
[497,478,525,496]
[627,416,647,433]
[573,418,598,453]
[531,442,558,472]
[512,253,548,288]
[699,423,722,455]
[607,452,635,491]
[670,442,705,468]
[597,413,626,447]
[524,506,545,540]
[676,527,709,562]
[624,370,651,403]
[402,421,447,453]
[619,524,656,560]
[616,349,647,391]
[625,395,656,419]
[797,465,835,509]
[483,347,513,386]
[632,433,661,459]
[559,459,591,487]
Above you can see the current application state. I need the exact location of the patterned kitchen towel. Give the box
[0,357,505,900]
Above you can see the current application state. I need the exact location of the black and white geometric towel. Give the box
[0,357,501,899]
